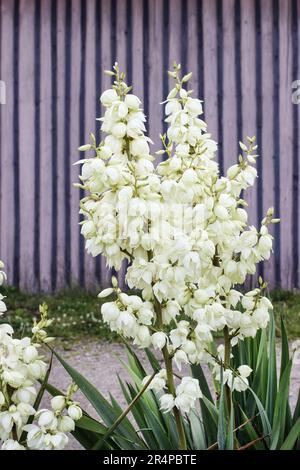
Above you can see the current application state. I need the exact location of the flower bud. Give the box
[27,360,47,380]
[38,410,57,429]
[58,415,75,433]
[50,432,68,450]
[159,394,175,413]
[184,98,202,117]
[227,164,240,179]
[130,138,149,156]
[238,365,252,378]
[125,94,141,109]
[67,405,82,421]
[135,325,151,347]
[22,345,38,363]
[214,204,229,220]
[2,370,25,388]
[78,144,93,152]
[98,145,112,160]
[100,89,118,107]
[151,332,167,350]
[111,122,127,138]
[51,395,66,412]
[258,235,272,252]
[117,102,128,118]
[174,350,188,370]
[101,302,120,322]
[98,288,114,299]
[1,439,25,450]
[181,169,197,185]
[17,402,35,417]
[174,393,193,413]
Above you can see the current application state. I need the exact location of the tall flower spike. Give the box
[77,65,278,449]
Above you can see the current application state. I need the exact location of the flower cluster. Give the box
[142,371,202,414]
[212,345,253,392]
[23,384,82,450]
[0,263,82,450]
[99,285,154,348]
[77,63,278,417]
[171,377,202,414]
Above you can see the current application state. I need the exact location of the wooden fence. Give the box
[0,0,299,291]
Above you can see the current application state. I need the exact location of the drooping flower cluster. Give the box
[77,63,278,417]
[23,384,82,450]
[143,372,202,414]
[0,263,82,450]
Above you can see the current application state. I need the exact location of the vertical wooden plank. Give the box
[69,0,81,286]
[0,0,1,263]
[100,0,112,118]
[180,0,188,77]
[19,0,35,290]
[168,0,181,74]
[101,0,112,89]
[55,0,66,290]
[148,0,163,150]
[78,0,86,287]
[187,0,199,95]
[100,0,112,286]
[222,0,237,170]
[272,0,281,286]
[0,0,14,284]
[50,0,58,291]
[116,0,126,74]
[240,0,257,290]
[33,0,41,291]
[63,0,72,288]
[202,0,218,145]
[161,0,169,138]
[94,0,101,286]
[290,0,299,290]
[297,0,300,288]
[279,0,293,289]
[261,0,276,289]
[241,0,257,228]
[40,0,52,291]
[116,0,128,288]
[132,0,144,101]
[84,0,96,290]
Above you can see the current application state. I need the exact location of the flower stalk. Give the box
[155,297,187,450]
[223,325,232,415]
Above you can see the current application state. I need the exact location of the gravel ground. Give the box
[43,340,300,450]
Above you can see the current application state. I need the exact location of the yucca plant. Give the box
[40,64,300,451]
[45,313,300,450]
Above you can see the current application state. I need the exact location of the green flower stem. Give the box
[154,296,187,450]
[162,345,187,450]
[223,325,232,415]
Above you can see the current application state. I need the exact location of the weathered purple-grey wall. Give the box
[0,0,299,291]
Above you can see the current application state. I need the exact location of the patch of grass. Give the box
[1,286,300,343]
[1,286,118,344]
[271,289,300,339]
